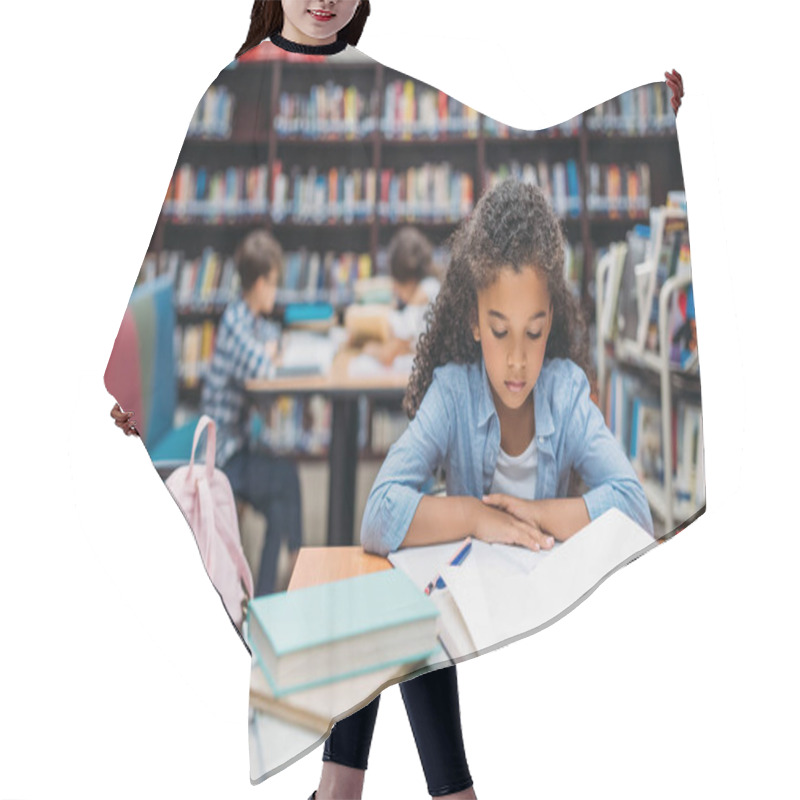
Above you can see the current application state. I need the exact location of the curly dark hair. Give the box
[404,177,593,418]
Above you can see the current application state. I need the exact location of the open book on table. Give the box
[389,507,655,660]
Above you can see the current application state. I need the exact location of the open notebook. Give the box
[390,507,656,658]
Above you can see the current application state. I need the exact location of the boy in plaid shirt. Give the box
[200,229,302,595]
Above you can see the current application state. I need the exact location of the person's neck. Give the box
[494,392,536,457]
[270,26,347,55]
[243,293,261,318]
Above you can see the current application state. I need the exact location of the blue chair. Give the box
[105,274,200,478]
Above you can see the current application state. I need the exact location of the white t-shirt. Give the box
[389,276,441,344]
[489,434,538,499]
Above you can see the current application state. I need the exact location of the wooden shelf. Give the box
[585,131,677,141]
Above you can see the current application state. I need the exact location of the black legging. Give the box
[323,664,473,797]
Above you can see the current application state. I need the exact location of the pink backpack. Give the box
[165,415,254,636]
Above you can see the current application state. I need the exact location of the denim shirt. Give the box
[360,356,654,556]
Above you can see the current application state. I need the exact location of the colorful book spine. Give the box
[274,80,375,139]
[376,164,474,222]
[271,164,378,223]
[584,83,676,135]
[586,161,651,218]
[164,164,269,220]
[188,84,236,139]
[381,78,479,139]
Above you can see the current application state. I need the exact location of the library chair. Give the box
[105,273,201,479]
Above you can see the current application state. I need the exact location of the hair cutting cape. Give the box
[104,36,704,784]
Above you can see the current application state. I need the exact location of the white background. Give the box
[2,1,797,798]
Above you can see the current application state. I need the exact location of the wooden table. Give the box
[288,545,393,591]
[246,349,408,547]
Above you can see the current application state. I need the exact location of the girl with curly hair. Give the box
[362,176,653,560]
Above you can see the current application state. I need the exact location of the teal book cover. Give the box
[248,567,438,656]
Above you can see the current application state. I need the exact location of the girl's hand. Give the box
[473,498,554,551]
[110,402,140,437]
[481,493,555,548]
[665,69,684,115]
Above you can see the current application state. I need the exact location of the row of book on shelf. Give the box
[146,247,371,312]
[196,75,673,142]
[270,160,476,224]
[380,79,475,139]
[188,84,235,139]
[585,83,676,135]
[604,367,704,509]
[164,164,269,220]
[142,243,449,309]
[162,159,653,222]
[148,230,582,334]
[275,79,486,140]
[597,191,695,369]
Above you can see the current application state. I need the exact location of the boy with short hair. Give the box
[200,228,302,595]
[364,226,441,366]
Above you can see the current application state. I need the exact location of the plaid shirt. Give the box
[199,298,280,467]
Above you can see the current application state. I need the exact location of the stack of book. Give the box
[247,569,441,713]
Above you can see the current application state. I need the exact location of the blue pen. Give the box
[424,537,472,595]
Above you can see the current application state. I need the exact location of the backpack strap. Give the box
[194,473,254,596]
[188,414,217,484]
[191,415,255,600]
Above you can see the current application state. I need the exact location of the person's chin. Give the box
[299,21,336,40]
[499,386,531,409]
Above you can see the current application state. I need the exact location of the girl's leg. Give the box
[400,665,475,798]
[316,695,381,800]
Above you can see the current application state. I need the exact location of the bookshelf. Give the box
[595,204,704,536]
[138,43,683,460]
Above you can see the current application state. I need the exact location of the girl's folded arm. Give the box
[566,369,655,536]
[360,372,453,556]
